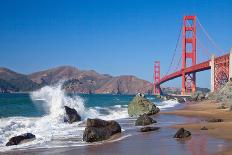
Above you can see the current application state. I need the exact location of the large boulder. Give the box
[173,128,191,139]
[135,114,156,126]
[6,133,36,146]
[128,93,160,117]
[64,106,81,123]
[83,118,121,142]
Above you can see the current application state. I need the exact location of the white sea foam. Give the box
[0,84,180,151]
[0,84,129,151]
[157,99,180,110]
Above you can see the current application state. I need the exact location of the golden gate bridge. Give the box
[154,15,231,95]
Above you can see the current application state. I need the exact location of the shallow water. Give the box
[0,85,230,155]
[0,85,180,152]
[3,114,229,155]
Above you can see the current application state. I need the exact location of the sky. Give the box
[0,0,232,89]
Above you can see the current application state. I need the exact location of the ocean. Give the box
[0,84,181,152]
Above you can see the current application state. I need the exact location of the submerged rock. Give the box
[83,118,121,142]
[140,126,160,132]
[6,133,36,146]
[173,128,191,139]
[200,126,208,130]
[135,114,156,126]
[64,106,81,123]
[128,93,160,117]
[207,118,223,122]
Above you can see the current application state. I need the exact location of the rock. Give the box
[64,106,81,123]
[135,114,156,126]
[207,80,232,104]
[140,126,160,132]
[229,105,232,111]
[190,91,205,101]
[176,97,185,103]
[208,118,223,122]
[200,126,208,130]
[128,93,160,117]
[6,133,36,146]
[83,118,121,142]
[217,103,226,109]
[173,128,191,139]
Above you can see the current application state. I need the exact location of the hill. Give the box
[0,67,39,92]
[0,66,153,94]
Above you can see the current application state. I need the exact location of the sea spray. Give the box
[1,86,185,151]
[30,84,88,122]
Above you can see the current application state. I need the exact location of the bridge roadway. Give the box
[157,53,230,86]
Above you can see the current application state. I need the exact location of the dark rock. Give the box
[83,118,121,142]
[64,106,81,123]
[173,128,191,139]
[208,118,223,122]
[6,133,36,146]
[176,97,185,103]
[200,126,208,130]
[128,93,160,117]
[135,114,156,126]
[140,126,160,132]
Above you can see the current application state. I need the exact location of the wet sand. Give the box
[162,100,232,155]
[2,108,230,155]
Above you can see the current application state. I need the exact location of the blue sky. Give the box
[0,0,232,88]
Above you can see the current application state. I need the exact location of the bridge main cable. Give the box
[164,21,183,77]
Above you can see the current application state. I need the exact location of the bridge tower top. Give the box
[181,15,197,94]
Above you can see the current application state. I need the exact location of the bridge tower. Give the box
[154,61,161,94]
[181,15,197,95]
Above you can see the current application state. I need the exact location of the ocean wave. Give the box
[157,99,180,110]
[0,84,129,151]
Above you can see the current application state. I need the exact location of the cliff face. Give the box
[0,66,153,94]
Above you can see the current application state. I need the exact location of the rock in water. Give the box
[83,118,121,142]
[207,118,223,122]
[135,114,156,126]
[6,133,36,146]
[176,97,185,103]
[128,93,160,117]
[64,106,81,123]
[201,126,208,130]
[173,128,191,139]
[140,126,160,132]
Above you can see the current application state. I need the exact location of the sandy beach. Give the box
[162,100,232,155]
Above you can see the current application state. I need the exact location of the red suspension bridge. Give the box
[154,15,232,95]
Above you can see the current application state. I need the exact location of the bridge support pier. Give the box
[210,54,215,92]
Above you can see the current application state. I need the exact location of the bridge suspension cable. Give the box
[164,21,182,76]
[196,17,225,54]
[185,19,211,62]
